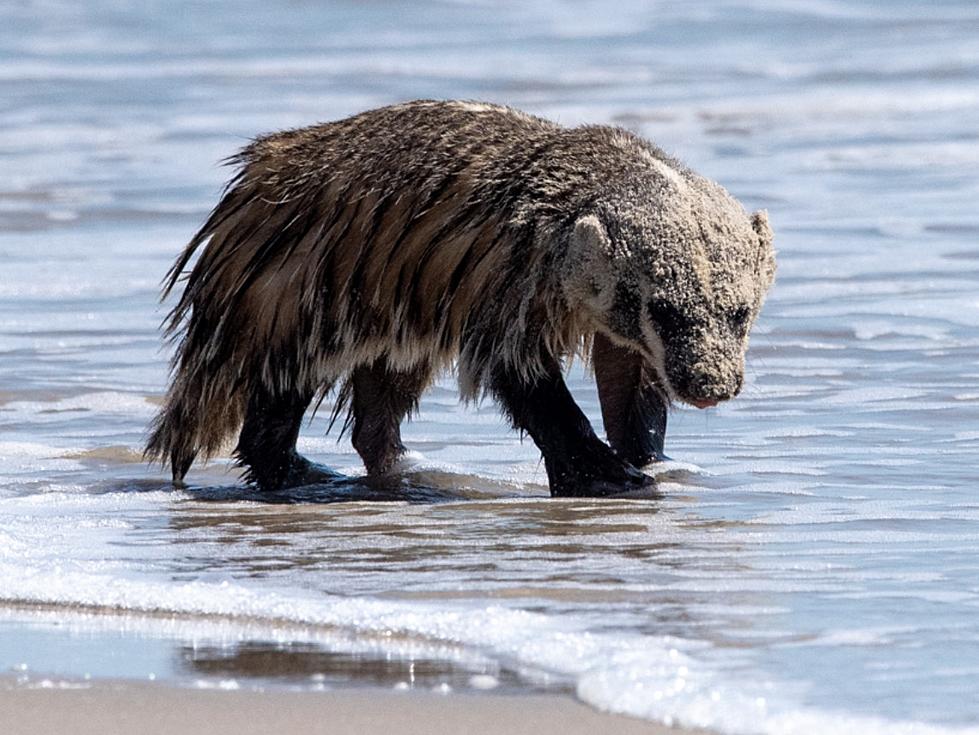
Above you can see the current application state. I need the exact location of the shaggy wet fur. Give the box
[146,100,775,496]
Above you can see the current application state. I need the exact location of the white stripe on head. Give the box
[599,323,677,403]
[637,319,678,401]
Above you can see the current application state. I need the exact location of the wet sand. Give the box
[0,680,706,735]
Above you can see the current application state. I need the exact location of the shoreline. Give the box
[0,677,709,735]
[0,606,709,734]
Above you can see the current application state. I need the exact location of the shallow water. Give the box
[2,1,979,732]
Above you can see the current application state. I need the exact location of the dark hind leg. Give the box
[350,359,432,475]
[593,332,669,467]
[490,355,648,497]
[235,384,337,490]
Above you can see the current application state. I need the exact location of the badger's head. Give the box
[564,170,775,409]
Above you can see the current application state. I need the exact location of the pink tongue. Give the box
[691,398,719,409]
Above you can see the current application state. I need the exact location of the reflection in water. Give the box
[180,472,523,505]
[178,641,556,694]
[0,604,565,694]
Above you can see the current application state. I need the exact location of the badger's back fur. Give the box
[147,99,774,487]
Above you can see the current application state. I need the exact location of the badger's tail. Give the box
[145,161,259,484]
[146,136,335,484]
[145,362,248,485]
[144,229,249,486]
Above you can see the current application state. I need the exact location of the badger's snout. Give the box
[663,346,745,409]
[679,369,744,408]
[640,296,750,409]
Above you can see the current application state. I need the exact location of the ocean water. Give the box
[2,0,979,732]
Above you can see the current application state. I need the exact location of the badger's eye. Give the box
[647,298,689,336]
[729,305,752,333]
[731,306,751,323]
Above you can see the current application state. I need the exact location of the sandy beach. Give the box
[0,681,706,735]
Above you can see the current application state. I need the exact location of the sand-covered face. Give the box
[569,179,775,408]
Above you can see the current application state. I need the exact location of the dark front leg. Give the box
[235,384,337,490]
[350,359,432,475]
[490,358,648,497]
[593,332,669,467]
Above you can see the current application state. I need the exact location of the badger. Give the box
[146,99,775,497]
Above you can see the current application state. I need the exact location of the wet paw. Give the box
[246,451,340,491]
[614,445,670,469]
[574,468,653,497]
[547,442,652,498]
[634,451,671,468]
[288,454,341,487]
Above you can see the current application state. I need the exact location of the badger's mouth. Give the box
[688,397,719,409]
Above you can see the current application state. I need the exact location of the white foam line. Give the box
[0,564,975,735]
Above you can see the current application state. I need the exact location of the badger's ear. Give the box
[572,214,613,256]
[751,209,773,248]
[751,209,777,286]
[564,214,615,310]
